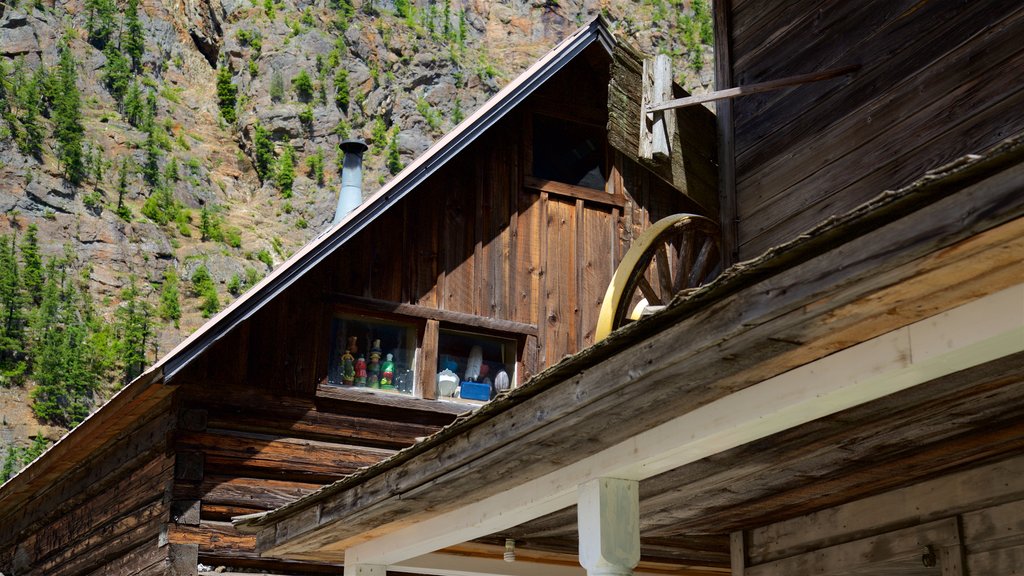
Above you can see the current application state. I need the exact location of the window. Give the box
[532,114,607,190]
[327,314,417,393]
[436,329,517,401]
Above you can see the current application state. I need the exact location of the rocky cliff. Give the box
[0,0,713,469]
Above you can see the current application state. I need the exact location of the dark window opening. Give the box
[532,114,607,190]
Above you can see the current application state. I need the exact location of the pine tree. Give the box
[85,0,117,49]
[102,42,132,104]
[0,60,14,139]
[215,64,238,124]
[191,265,219,318]
[144,89,157,130]
[124,0,146,72]
[23,67,44,159]
[275,144,295,197]
[19,225,42,307]
[307,147,325,185]
[387,129,402,175]
[53,42,85,185]
[292,70,313,102]
[164,156,179,183]
[158,268,181,327]
[252,123,275,182]
[0,234,26,386]
[29,258,100,427]
[115,277,152,383]
[123,81,145,127]
[115,157,132,221]
[142,127,161,186]
[333,68,349,112]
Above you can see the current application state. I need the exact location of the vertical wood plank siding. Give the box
[326,53,694,372]
[731,0,1024,259]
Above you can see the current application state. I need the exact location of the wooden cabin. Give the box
[236,3,1024,576]
[0,19,718,576]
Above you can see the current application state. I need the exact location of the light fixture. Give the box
[504,538,516,562]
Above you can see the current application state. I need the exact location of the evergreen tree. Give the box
[0,60,14,139]
[275,144,295,197]
[307,147,325,185]
[215,64,238,124]
[124,0,146,72]
[28,258,100,427]
[333,68,349,112]
[102,42,132,104]
[20,83,43,160]
[164,156,179,182]
[252,123,275,182]
[0,234,26,386]
[386,129,402,175]
[144,88,158,130]
[158,268,181,327]
[190,265,219,318]
[123,81,145,127]
[85,0,117,49]
[53,42,85,185]
[19,224,42,306]
[115,157,132,221]
[142,127,161,186]
[292,70,313,102]
[115,277,151,383]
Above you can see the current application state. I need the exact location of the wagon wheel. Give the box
[595,214,721,342]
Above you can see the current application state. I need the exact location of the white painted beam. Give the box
[341,284,1024,567]
[392,552,680,576]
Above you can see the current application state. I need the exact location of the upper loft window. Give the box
[328,314,417,393]
[532,114,607,190]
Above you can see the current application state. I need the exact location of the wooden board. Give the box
[730,0,1024,258]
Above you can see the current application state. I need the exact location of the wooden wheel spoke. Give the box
[673,229,696,293]
[655,243,674,300]
[637,274,662,306]
[687,237,715,287]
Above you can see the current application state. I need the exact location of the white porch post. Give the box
[578,478,640,576]
[344,556,386,576]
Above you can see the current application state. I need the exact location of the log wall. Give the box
[733,454,1024,576]
[727,0,1024,259]
[166,359,460,574]
[0,400,181,576]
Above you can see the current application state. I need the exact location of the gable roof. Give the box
[0,16,616,510]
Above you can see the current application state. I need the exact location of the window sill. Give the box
[316,382,475,415]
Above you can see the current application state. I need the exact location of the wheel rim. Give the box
[595,214,721,341]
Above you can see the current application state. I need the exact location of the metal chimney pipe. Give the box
[333,138,368,226]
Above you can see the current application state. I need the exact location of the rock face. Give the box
[0,0,712,455]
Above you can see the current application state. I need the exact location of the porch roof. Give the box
[235,135,1024,568]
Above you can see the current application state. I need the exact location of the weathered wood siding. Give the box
[167,340,459,574]
[728,0,1024,259]
[330,51,696,372]
[734,454,1024,575]
[0,404,181,575]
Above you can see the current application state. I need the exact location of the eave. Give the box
[237,135,1024,567]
